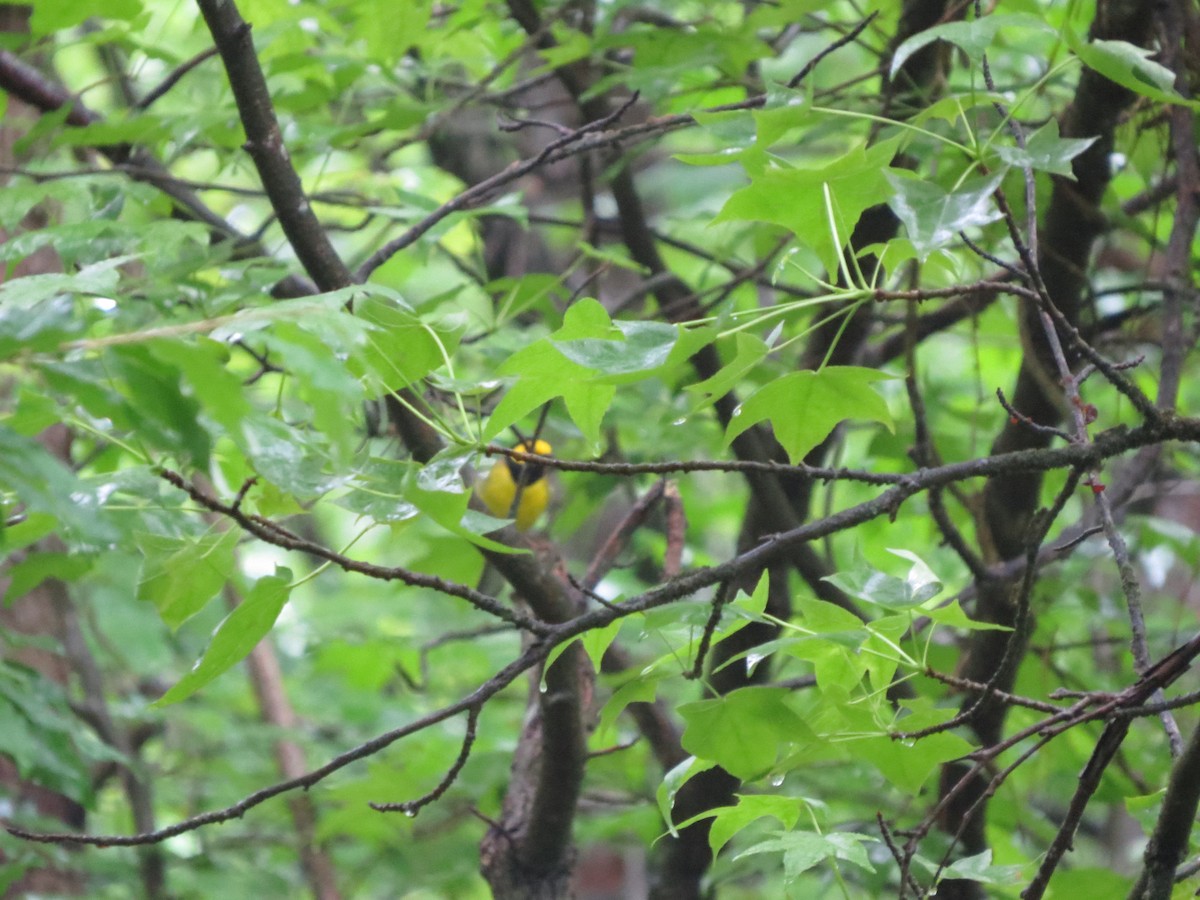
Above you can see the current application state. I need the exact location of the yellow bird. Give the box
[478,440,552,531]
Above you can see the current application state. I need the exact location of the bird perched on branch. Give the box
[478,439,552,531]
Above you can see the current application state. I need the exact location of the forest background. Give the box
[1,1,1199,898]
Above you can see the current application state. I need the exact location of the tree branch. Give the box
[195,0,352,292]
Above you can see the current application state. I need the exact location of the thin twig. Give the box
[371,706,481,815]
[6,640,554,846]
[155,468,549,635]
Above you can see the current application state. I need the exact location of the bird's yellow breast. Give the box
[478,440,551,531]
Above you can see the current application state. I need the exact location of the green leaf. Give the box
[855,731,972,793]
[890,14,1053,78]
[708,794,806,856]
[336,459,421,524]
[487,274,569,325]
[861,621,907,693]
[794,595,870,635]
[30,0,142,33]
[735,830,876,881]
[925,601,1010,631]
[58,116,172,151]
[0,426,120,549]
[887,548,944,604]
[37,357,126,425]
[355,0,431,61]
[933,850,1024,886]
[1068,36,1192,107]
[685,333,768,413]
[162,338,253,436]
[596,670,662,743]
[573,241,650,274]
[579,619,623,674]
[729,569,770,619]
[0,293,81,359]
[752,98,815,153]
[405,465,468,517]
[678,108,760,168]
[704,575,775,672]
[5,552,95,599]
[238,416,342,498]
[656,756,717,837]
[725,366,894,463]
[353,294,454,390]
[775,634,869,696]
[557,298,615,339]
[109,344,213,468]
[261,321,365,464]
[8,383,61,437]
[2,512,57,554]
[823,553,943,611]
[208,289,366,341]
[911,92,1011,128]
[0,258,121,300]
[994,121,1097,177]
[0,661,92,800]
[714,141,899,274]
[155,570,293,706]
[553,319,679,382]
[823,568,911,608]
[394,452,517,553]
[885,171,1004,261]
[485,301,619,443]
[679,687,810,781]
[135,529,240,629]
